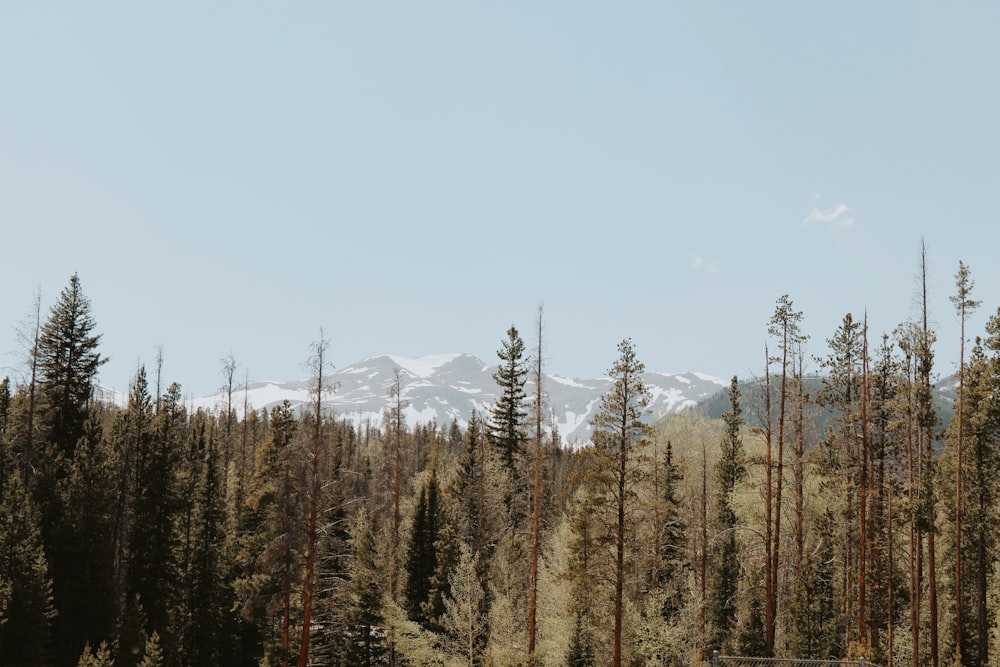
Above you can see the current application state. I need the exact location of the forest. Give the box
[2,248,1000,667]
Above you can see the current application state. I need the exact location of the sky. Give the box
[2,2,999,399]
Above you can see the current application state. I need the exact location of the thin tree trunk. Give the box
[299,333,328,667]
[700,438,708,660]
[887,459,894,667]
[763,348,775,657]
[794,348,805,578]
[859,317,869,646]
[528,305,544,664]
[919,243,939,667]
[613,406,626,667]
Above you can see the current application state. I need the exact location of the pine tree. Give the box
[123,368,181,640]
[787,515,842,660]
[489,325,528,519]
[175,417,233,667]
[949,260,980,663]
[54,416,118,665]
[36,273,106,461]
[137,631,164,667]
[442,542,487,666]
[404,471,444,628]
[707,377,745,654]
[115,594,148,667]
[342,511,388,667]
[233,399,300,666]
[0,466,56,665]
[77,641,114,667]
[656,440,686,620]
[587,338,650,667]
[765,294,805,655]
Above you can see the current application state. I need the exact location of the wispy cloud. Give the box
[804,203,855,232]
[691,253,719,273]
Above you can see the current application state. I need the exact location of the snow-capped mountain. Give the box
[189,353,728,445]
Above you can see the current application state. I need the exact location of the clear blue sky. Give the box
[2,2,998,399]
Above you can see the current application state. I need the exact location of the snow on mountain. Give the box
[188,353,728,445]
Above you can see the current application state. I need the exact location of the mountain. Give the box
[189,353,729,445]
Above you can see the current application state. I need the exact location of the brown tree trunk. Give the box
[858,318,869,646]
[528,306,544,664]
[763,349,775,657]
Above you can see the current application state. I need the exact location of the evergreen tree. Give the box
[175,417,233,667]
[707,377,745,654]
[442,543,487,667]
[0,375,11,518]
[949,260,980,663]
[737,582,768,658]
[124,368,181,640]
[36,273,106,461]
[566,613,595,667]
[587,338,650,667]
[489,325,528,519]
[0,466,56,665]
[138,632,164,667]
[341,512,388,667]
[77,642,114,667]
[404,471,444,628]
[115,594,148,667]
[787,518,842,660]
[655,439,686,620]
[233,400,300,665]
[54,416,117,666]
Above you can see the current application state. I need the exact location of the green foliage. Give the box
[441,542,487,665]
[405,471,445,628]
[0,468,56,665]
[708,387,743,653]
[489,326,528,487]
[786,517,842,659]
[341,511,389,667]
[77,641,114,667]
[36,273,106,461]
[137,632,164,667]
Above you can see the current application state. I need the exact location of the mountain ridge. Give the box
[189,353,729,444]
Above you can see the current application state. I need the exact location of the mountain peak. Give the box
[190,353,726,445]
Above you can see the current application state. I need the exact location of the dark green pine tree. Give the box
[341,512,388,667]
[737,580,768,658]
[423,519,460,633]
[404,471,444,628]
[53,416,118,666]
[28,274,109,666]
[708,377,746,654]
[489,326,528,516]
[35,273,106,463]
[233,400,300,664]
[0,465,57,666]
[786,513,842,660]
[449,411,495,570]
[126,374,182,641]
[566,613,596,667]
[0,377,10,498]
[656,440,686,620]
[175,415,234,667]
[115,594,148,667]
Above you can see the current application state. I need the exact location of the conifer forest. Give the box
[6,250,1000,667]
